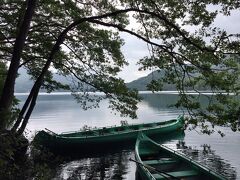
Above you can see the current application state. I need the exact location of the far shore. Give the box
[14,90,234,96]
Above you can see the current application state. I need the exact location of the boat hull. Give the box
[34,116,184,153]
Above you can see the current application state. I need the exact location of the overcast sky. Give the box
[118,9,240,83]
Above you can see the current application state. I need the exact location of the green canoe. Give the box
[34,116,184,153]
[134,133,227,180]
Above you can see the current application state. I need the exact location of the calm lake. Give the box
[16,92,240,180]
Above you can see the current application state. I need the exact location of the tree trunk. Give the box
[15,32,64,135]
[16,86,39,135]
[11,83,37,131]
[15,15,73,134]
[0,0,37,130]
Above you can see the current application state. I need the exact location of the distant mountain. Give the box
[126,70,176,91]
[15,69,34,93]
[15,68,209,93]
[15,69,175,92]
[126,69,213,91]
[15,68,71,93]
[15,68,97,93]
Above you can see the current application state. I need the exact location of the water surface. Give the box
[16,92,240,179]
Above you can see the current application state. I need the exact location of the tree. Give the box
[0,0,239,137]
[0,62,7,93]
[0,0,37,131]
[0,0,141,135]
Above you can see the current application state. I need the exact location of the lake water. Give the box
[16,92,240,180]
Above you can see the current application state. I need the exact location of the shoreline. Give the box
[14,90,235,96]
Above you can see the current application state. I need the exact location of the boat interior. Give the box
[138,140,215,180]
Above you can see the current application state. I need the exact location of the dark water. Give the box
[16,92,240,179]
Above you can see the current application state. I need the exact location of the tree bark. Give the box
[0,0,37,130]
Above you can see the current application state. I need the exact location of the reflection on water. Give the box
[176,141,236,180]
[15,93,240,179]
[55,151,133,180]
[52,131,236,180]
[54,132,185,180]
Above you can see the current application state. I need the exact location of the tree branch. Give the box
[87,19,170,50]
[14,6,223,134]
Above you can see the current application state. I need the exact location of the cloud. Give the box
[213,10,240,34]
[119,9,240,82]
[119,33,151,82]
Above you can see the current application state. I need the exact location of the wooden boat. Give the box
[34,116,184,153]
[134,133,226,180]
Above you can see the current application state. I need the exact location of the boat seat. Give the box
[143,159,177,166]
[139,149,158,157]
[152,170,199,180]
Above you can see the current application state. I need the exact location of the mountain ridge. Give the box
[17,69,204,92]
[15,69,168,92]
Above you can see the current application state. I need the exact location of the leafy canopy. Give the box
[0,0,239,134]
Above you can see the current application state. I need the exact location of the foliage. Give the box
[0,1,239,179]
[0,0,140,133]
[30,142,66,180]
[0,0,239,135]
[0,62,20,127]
[0,131,66,180]
[127,1,240,134]
[0,131,29,180]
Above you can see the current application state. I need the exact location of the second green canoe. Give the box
[135,133,226,180]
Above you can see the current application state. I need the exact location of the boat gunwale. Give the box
[159,143,226,179]
[135,133,156,179]
[136,133,227,180]
[59,118,179,135]
[52,118,182,140]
